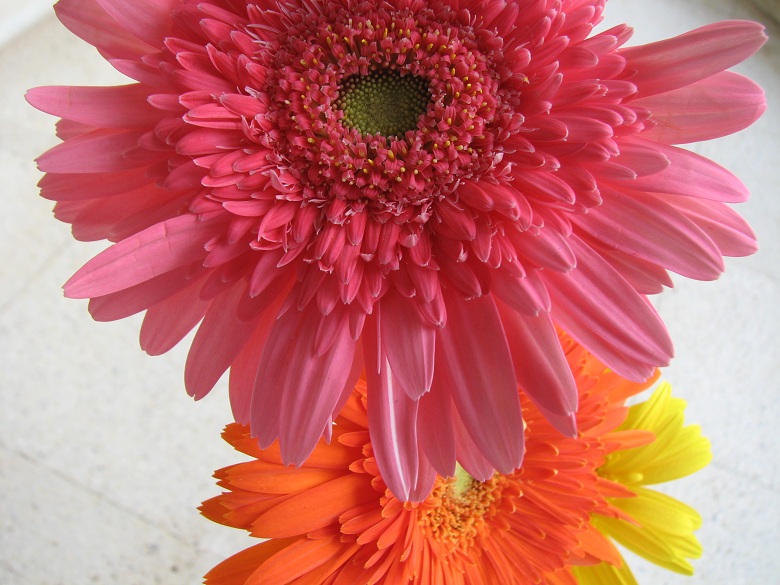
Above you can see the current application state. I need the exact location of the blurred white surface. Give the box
[1,1,778,583]
[0,1,54,46]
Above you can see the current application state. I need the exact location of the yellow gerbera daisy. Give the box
[575,383,712,584]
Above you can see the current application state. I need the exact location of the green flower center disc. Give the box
[337,69,430,136]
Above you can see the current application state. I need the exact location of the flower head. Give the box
[574,383,712,583]
[201,334,711,584]
[28,0,764,499]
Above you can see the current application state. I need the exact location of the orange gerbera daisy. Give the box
[201,335,709,584]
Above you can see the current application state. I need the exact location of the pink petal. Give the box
[572,186,725,280]
[378,290,436,400]
[95,0,179,48]
[314,293,354,353]
[109,57,166,86]
[620,20,767,97]
[407,452,437,503]
[510,225,577,272]
[543,235,673,381]
[37,128,154,174]
[327,342,365,428]
[55,0,154,59]
[363,316,422,501]
[412,288,447,329]
[592,244,673,295]
[553,113,614,143]
[26,85,161,129]
[497,306,578,436]
[248,249,287,297]
[279,309,356,464]
[491,269,551,316]
[184,281,261,400]
[610,138,670,176]
[251,303,356,466]
[58,185,184,243]
[87,262,199,321]
[451,403,499,482]
[55,119,97,141]
[96,195,188,245]
[636,71,766,143]
[417,381,456,478]
[173,67,238,94]
[177,128,242,156]
[436,292,524,474]
[435,199,477,241]
[139,276,211,355]
[458,181,495,211]
[37,168,153,201]
[64,214,221,298]
[248,315,293,448]
[434,252,488,299]
[663,194,757,257]
[614,141,749,202]
[512,170,577,205]
[406,262,439,303]
[229,319,277,425]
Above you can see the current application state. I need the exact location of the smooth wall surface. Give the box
[1,1,778,583]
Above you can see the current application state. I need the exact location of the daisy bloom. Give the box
[572,384,712,584]
[201,335,711,584]
[28,0,763,499]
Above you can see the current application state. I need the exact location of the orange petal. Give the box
[246,536,351,585]
[225,460,344,493]
[252,474,376,537]
[205,538,299,585]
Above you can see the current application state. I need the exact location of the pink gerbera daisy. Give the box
[28,0,765,500]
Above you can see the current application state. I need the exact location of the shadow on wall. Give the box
[752,0,780,23]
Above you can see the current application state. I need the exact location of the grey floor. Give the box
[1,1,778,583]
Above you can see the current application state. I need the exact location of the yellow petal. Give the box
[593,513,701,575]
[612,487,702,535]
[572,558,639,585]
[600,384,712,486]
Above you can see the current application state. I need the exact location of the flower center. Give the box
[336,69,430,137]
[452,463,476,498]
[419,465,503,548]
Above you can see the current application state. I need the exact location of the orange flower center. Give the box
[418,466,505,549]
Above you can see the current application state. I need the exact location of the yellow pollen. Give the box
[419,466,504,549]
